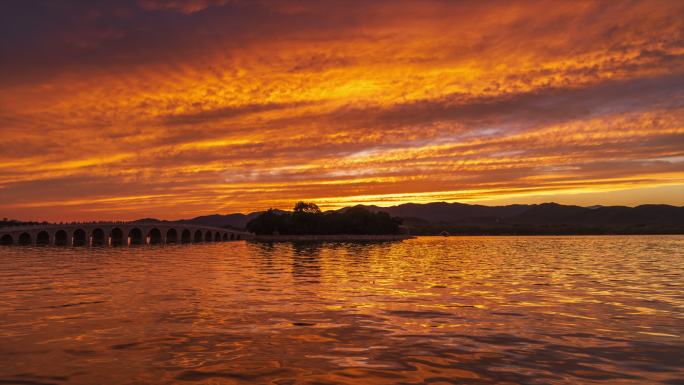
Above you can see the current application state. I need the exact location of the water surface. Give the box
[1,236,683,384]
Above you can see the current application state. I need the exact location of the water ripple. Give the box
[0,236,683,384]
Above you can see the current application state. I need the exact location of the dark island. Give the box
[247,202,412,241]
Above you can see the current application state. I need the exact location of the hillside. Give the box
[166,202,684,235]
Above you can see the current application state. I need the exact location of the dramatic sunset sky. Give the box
[1,0,683,221]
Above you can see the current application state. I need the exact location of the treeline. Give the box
[0,218,47,228]
[247,202,402,235]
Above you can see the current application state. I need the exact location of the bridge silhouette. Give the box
[0,222,253,246]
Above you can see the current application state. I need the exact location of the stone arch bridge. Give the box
[0,223,253,247]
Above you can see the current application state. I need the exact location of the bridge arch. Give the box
[110,228,124,246]
[148,228,162,245]
[0,224,250,248]
[73,229,87,246]
[181,229,191,243]
[36,231,50,246]
[55,230,68,246]
[18,233,32,246]
[166,228,178,244]
[1,234,13,246]
[91,228,106,246]
[129,228,144,245]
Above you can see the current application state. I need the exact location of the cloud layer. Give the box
[1,0,683,220]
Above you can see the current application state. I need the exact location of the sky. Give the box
[0,0,683,221]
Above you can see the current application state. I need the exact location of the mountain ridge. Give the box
[171,202,684,234]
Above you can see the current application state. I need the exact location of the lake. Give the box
[1,236,683,384]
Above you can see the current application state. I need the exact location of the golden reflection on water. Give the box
[0,236,683,384]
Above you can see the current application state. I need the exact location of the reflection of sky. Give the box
[2,237,683,382]
[0,0,683,220]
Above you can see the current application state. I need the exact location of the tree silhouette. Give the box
[293,201,321,214]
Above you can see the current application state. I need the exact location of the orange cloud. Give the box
[0,0,683,221]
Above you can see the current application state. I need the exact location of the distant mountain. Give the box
[176,210,289,229]
[177,213,256,229]
[347,202,529,223]
[356,202,684,227]
[135,202,684,234]
[130,217,164,223]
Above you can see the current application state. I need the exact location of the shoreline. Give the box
[252,234,414,242]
